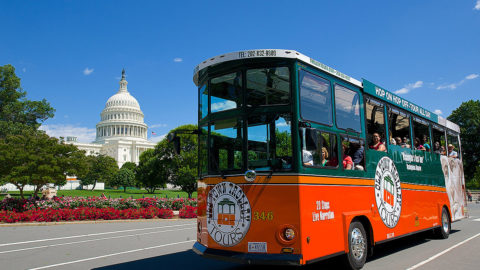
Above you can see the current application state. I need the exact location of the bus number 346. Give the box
[253,211,274,221]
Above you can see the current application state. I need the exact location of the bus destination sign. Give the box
[363,79,438,123]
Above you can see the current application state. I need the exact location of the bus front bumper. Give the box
[192,242,303,266]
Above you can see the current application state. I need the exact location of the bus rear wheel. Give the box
[345,221,367,270]
[435,207,451,239]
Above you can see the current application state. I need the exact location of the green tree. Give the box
[121,162,137,172]
[166,124,198,198]
[136,148,169,193]
[79,155,118,191]
[111,168,136,192]
[0,130,88,198]
[0,64,55,138]
[447,100,480,184]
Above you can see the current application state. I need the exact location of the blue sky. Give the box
[1,1,479,143]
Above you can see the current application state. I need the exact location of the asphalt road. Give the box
[1,203,479,270]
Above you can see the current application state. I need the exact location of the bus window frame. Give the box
[446,129,462,160]
[412,116,432,151]
[333,83,363,134]
[298,68,334,128]
[364,96,388,152]
[431,123,446,155]
[300,127,339,170]
[386,105,413,149]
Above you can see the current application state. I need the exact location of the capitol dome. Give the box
[94,69,149,143]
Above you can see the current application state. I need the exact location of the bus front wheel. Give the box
[345,221,367,270]
[435,207,451,239]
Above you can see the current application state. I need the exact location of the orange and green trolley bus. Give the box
[189,49,467,269]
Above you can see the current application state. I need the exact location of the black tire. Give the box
[435,207,451,239]
[344,221,367,270]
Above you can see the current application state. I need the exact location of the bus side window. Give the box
[432,124,446,155]
[412,117,431,152]
[388,107,411,149]
[301,128,338,168]
[365,98,387,151]
[447,130,460,159]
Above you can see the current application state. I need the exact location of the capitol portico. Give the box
[68,69,156,168]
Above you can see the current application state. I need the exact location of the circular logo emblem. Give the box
[207,182,251,247]
[375,156,402,228]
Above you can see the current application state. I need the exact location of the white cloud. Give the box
[173,58,183,63]
[39,124,96,143]
[475,1,480,10]
[394,81,423,95]
[83,67,94,75]
[150,134,166,143]
[466,73,479,80]
[434,109,443,115]
[211,100,236,112]
[150,123,168,129]
[436,73,479,90]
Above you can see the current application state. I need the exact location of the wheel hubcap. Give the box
[350,228,366,260]
[442,212,449,233]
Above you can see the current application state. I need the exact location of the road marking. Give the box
[0,226,195,254]
[29,239,197,270]
[474,218,480,221]
[406,232,480,270]
[0,222,195,247]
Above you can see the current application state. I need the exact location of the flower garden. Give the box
[0,197,197,223]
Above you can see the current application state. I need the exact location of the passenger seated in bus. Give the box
[351,142,364,169]
[422,135,431,152]
[433,141,442,154]
[320,147,329,166]
[448,144,458,158]
[403,136,411,148]
[302,149,314,166]
[394,137,406,148]
[342,144,353,170]
[440,146,446,155]
[369,132,386,152]
[414,137,425,151]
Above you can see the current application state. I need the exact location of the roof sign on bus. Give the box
[309,58,352,82]
[363,79,438,123]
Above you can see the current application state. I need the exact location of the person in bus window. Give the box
[342,144,353,170]
[369,132,386,152]
[302,149,314,166]
[351,142,364,168]
[433,141,442,154]
[320,147,329,166]
[414,137,425,151]
[403,136,411,148]
[440,145,446,155]
[422,135,431,152]
[448,144,458,158]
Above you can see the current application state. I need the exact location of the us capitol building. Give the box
[67,69,156,168]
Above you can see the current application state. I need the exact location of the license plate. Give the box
[248,242,267,253]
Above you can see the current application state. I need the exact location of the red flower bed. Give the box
[0,207,175,223]
[179,206,197,219]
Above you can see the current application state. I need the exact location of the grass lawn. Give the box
[1,188,197,200]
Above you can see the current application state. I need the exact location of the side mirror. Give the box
[167,132,181,155]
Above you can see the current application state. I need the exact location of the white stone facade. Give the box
[69,69,156,168]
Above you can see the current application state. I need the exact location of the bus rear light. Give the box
[276,225,298,244]
[284,228,295,240]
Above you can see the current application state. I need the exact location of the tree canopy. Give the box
[448,100,480,186]
[79,155,118,190]
[111,168,136,192]
[136,148,169,193]
[0,130,88,198]
[0,64,55,138]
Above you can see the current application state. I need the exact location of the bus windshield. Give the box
[201,64,293,175]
